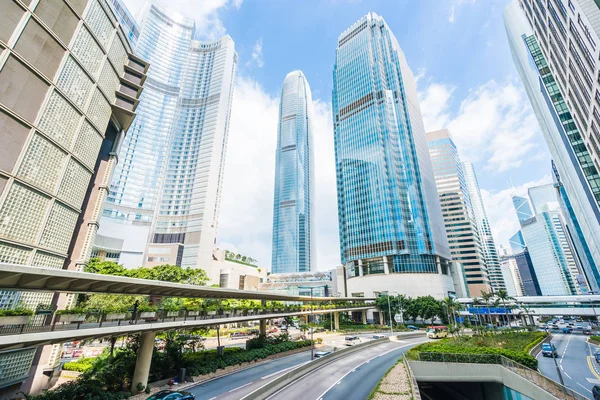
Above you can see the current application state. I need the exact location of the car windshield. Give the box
[345,337,355,340]
[146,391,174,400]
[542,344,552,350]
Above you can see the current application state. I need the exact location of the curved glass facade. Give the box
[271,71,315,273]
[333,13,451,278]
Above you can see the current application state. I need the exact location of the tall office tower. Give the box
[0,0,147,395]
[463,161,506,292]
[504,0,600,292]
[271,71,315,274]
[427,130,491,295]
[334,13,455,304]
[94,1,237,283]
[500,255,525,297]
[513,190,578,295]
[515,249,542,295]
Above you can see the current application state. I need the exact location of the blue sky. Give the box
[123,0,553,269]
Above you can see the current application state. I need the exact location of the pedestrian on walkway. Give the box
[130,300,140,324]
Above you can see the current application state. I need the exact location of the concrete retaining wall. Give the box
[408,360,567,400]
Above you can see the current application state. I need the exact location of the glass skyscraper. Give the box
[504,0,600,292]
[271,71,315,274]
[94,1,237,283]
[334,13,454,301]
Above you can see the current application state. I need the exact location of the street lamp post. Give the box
[387,295,393,336]
[310,287,314,360]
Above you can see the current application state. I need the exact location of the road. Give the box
[185,335,426,400]
[538,332,600,397]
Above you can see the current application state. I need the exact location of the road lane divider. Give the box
[240,332,427,400]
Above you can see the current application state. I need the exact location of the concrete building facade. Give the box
[0,0,147,394]
[427,129,489,296]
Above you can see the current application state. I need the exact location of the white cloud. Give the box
[449,0,477,23]
[216,77,340,271]
[121,0,240,39]
[480,175,552,251]
[247,39,264,68]
[420,78,546,172]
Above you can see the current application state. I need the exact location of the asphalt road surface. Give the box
[538,332,600,397]
[185,335,426,400]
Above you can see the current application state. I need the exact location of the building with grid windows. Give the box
[463,162,506,293]
[0,0,147,395]
[334,13,455,304]
[94,1,237,283]
[426,129,488,297]
[505,0,600,292]
[500,255,525,297]
[271,71,315,274]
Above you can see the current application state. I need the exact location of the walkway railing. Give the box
[415,352,588,400]
[0,306,371,337]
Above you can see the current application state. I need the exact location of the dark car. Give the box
[146,390,195,400]
[595,352,600,364]
[593,384,600,400]
[541,343,558,358]
[407,325,419,330]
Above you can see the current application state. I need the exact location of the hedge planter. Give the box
[0,315,29,325]
[105,313,126,321]
[58,314,86,323]
[140,312,157,319]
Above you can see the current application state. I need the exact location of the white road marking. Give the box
[260,361,310,379]
[228,381,253,392]
[559,333,573,364]
[313,340,430,400]
[577,382,592,393]
[563,371,572,379]
[208,397,217,400]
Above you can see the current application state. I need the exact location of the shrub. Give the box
[62,357,98,373]
[0,308,34,317]
[591,335,600,343]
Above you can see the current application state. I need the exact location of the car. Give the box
[406,325,419,330]
[230,332,248,340]
[562,327,572,334]
[594,384,600,400]
[314,351,331,359]
[541,343,558,358]
[373,334,387,339]
[550,324,559,329]
[595,352,600,364]
[345,336,361,346]
[146,390,195,400]
[268,327,278,333]
[584,328,593,335]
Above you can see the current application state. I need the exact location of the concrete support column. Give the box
[259,319,267,336]
[334,312,340,331]
[362,310,367,324]
[132,331,156,391]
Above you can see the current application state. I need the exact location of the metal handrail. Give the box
[415,352,588,400]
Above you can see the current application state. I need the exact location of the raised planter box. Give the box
[58,314,86,323]
[207,311,217,316]
[166,311,179,317]
[0,315,30,325]
[187,311,200,317]
[105,313,126,321]
[140,312,156,319]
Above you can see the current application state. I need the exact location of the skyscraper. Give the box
[334,13,454,303]
[0,0,147,394]
[94,1,237,283]
[512,195,534,223]
[427,130,491,296]
[509,230,526,254]
[463,161,506,293]
[504,0,600,292]
[271,71,315,274]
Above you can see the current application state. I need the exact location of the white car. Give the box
[345,336,361,346]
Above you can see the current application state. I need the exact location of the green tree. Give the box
[417,296,442,323]
[85,258,128,276]
[496,289,515,327]
[480,291,493,325]
[442,297,460,329]
[404,297,419,322]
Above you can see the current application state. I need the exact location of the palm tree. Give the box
[496,289,515,328]
[442,297,460,329]
[480,291,493,325]
[472,298,483,328]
